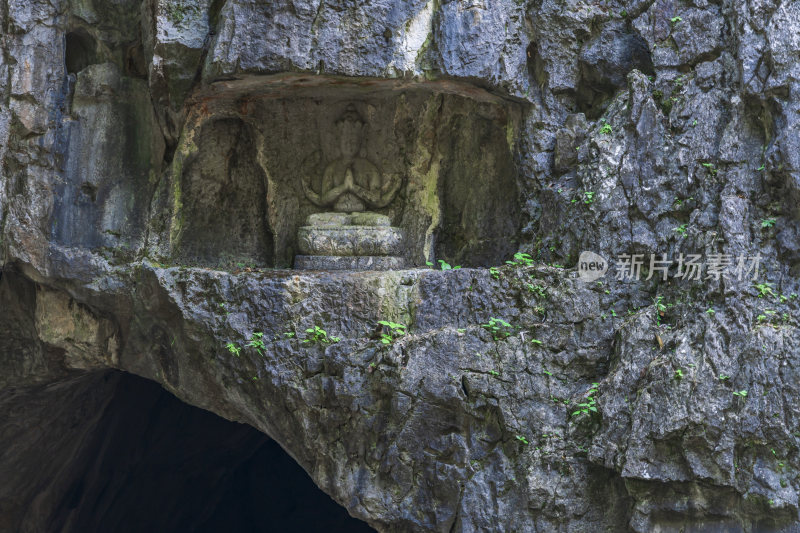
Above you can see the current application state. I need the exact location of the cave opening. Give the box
[64,29,97,75]
[46,372,374,533]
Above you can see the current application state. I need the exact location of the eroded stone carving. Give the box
[296,104,406,270]
[301,104,401,213]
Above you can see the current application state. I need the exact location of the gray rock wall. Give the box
[2,0,800,531]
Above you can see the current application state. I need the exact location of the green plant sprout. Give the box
[762,218,777,228]
[481,318,515,340]
[303,326,340,345]
[515,435,529,445]
[247,331,266,357]
[438,259,461,270]
[506,252,534,266]
[701,162,718,175]
[754,282,775,298]
[600,123,613,135]
[755,310,778,324]
[673,223,688,237]
[527,282,547,298]
[572,383,599,417]
[427,260,461,270]
[378,321,406,344]
[247,332,265,356]
[771,448,786,469]
[489,267,501,280]
[733,390,748,398]
[654,296,667,325]
[583,191,595,204]
[225,342,241,357]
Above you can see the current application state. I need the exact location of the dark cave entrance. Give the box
[64,29,97,75]
[50,372,374,533]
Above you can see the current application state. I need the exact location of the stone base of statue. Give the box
[294,213,406,271]
[294,255,406,270]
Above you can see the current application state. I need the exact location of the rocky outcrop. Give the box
[2,0,800,531]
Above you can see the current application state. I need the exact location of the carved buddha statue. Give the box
[302,104,401,213]
[295,104,406,271]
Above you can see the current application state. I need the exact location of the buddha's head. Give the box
[336,104,365,159]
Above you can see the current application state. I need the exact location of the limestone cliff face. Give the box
[2,0,800,531]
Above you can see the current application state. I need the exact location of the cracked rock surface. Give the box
[2,0,800,531]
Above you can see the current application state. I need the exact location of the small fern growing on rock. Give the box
[378,321,406,345]
[303,326,339,345]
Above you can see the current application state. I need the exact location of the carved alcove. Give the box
[165,75,524,269]
[172,118,273,267]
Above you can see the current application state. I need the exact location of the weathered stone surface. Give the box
[308,212,393,227]
[294,255,406,271]
[204,0,534,98]
[577,21,654,115]
[553,113,588,173]
[297,226,404,256]
[34,287,119,371]
[3,0,800,530]
[297,212,405,262]
[55,63,164,251]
